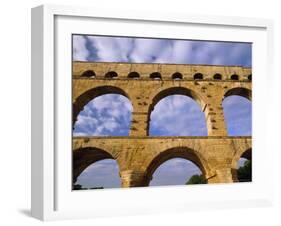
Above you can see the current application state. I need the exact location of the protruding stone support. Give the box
[120,170,149,187]
[204,171,218,184]
[129,112,149,136]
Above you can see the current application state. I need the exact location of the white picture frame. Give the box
[31,4,274,221]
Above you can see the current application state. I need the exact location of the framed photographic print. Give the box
[31,4,274,221]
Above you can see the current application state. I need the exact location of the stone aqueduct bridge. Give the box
[72,61,252,187]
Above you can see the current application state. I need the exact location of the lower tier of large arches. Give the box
[73,136,251,188]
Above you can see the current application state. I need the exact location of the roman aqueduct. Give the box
[72,61,252,187]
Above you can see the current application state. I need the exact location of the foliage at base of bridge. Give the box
[185,174,206,185]
[73,184,104,190]
[237,160,252,182]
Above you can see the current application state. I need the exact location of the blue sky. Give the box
[73,35,251,66]
[73,35,252,188]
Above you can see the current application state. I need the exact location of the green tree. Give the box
[237,160,252,182]
[90,187,104,189]
[73,184,82,190]
[186,174,206,185]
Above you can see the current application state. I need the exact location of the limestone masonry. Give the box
[72,61,252,187]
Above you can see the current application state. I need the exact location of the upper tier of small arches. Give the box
[78,70,251,82]
[74,62,252,81]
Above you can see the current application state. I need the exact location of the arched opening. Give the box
[81,70,96,78]
[73,93,133,136]
[150,72,162,80]
[172,72,183,80]
[146,147,208,186]
[193,73,203,80]
[149,95,207,136]
[73,86,131,126]
[230,74,239,80]
[149,158,204,186]
[248,74,252,81]
[128,71,140,79]
[223,88,252,136]
[73,148,121,189]
[236,148,252,182]
[224,87,251,101]
[148,87,207,136]
[213,73,222,80]
[105,71,118,78]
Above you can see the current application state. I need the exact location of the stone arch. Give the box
[248,74,252,81]
[224,87,252,101]
[73,85,131,125]
[213,73,222,80]
[73,147,121,184]
[231,147,252,182]
[150,72,162,80]
[193,73,203,80]
[145,147,211,185]
[148,86,208,135]
[223,87,252,136]
[231,147,252,170]
[105,71,118,78]
[81,70,96,78]
[230,74,239,80]
[172,72,183,80]
[128,71,140,79]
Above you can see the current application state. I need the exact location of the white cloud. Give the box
[150,158,202,186]
[170,41,194,64]
[149,95,208,136]
[73,94,132,136]
[87,36,134,62]
[73,35,89,61]
[73,35,251,67]
[76,159,121,188]
[129,39,171,63]
[222,95,252,136]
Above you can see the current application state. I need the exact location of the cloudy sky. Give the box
[73,35,251,66]
[73,35,252,188]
